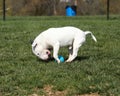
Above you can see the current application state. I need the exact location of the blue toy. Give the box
[55,55,65,63]
[58,56,65,63]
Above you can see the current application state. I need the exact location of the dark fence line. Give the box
[2,0,110,21]
[3,0,6,21]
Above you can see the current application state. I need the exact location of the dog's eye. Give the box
[46,51,49,54]
[37,53,39,55]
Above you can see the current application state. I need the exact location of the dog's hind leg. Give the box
[66,44,82,62]
[66,46,73,62]
[66,36,85,62]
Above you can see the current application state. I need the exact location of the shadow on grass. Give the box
[36,57,54,63]
[75,56,90,61]
[36,56,90,63]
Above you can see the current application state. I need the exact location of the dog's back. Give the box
[40,26,84,46]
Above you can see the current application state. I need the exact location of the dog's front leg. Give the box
[53,42,60,63]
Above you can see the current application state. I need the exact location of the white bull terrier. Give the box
[32,26,97,63]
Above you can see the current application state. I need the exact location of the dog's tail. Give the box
[85,31,97,42]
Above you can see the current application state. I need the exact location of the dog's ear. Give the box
[32,43,37,51]
[33,44,37,50]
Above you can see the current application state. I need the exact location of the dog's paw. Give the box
[65,60,72,63]
[56,59,61,64]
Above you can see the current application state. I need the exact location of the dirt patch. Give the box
[43,85,67,96]
[79,93,100,96]
[29,85,100,96]
[43,85,100,96]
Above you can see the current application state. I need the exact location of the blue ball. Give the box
[58,56,65,63]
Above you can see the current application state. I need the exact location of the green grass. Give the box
[0,16,120,96]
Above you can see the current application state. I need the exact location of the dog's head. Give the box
[32,43,51,60]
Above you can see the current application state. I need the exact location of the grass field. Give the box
[0,16,120,96]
